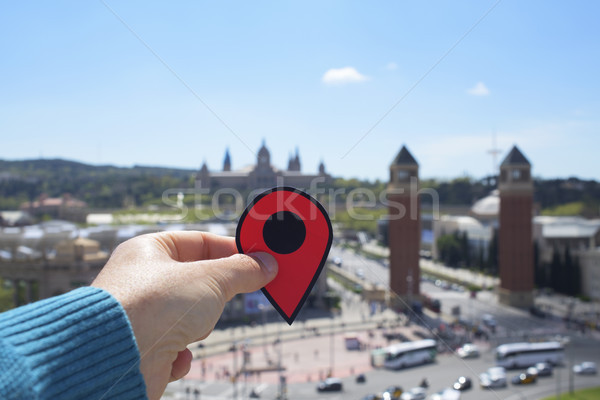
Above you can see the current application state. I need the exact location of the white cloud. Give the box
[385,62,398,71]
[322,67,369,85]
[467,81,490,96]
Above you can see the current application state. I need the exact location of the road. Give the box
[167,339,600,400]
[164,246,600,399]
[329,246,594,344]
[329,246,389,288]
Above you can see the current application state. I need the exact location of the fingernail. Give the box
[249,252,278,275]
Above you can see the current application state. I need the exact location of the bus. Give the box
[372,339,437,369]
[495,341,564,369]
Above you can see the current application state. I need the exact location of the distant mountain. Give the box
[0,158,195,178]
[0,158,197,209]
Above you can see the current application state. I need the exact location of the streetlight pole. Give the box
[330,312,334,377]
[231,341,238,400]
[276,322,286,400]
[258,304,267,361]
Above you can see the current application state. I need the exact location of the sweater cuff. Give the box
[0,286,147,400]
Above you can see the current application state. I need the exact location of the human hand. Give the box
[91,231,278,399]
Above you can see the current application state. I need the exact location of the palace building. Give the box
[196,141,331,191]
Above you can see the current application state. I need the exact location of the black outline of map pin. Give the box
[236,187,333,324]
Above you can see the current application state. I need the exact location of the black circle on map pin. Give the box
[236,187,333,325]
[262,211,306,254]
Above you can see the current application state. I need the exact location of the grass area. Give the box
[333,207,387,236]
[110,206,217,224]
[327,267,363,294]
[540,386,600,400]
[542,201,584,216]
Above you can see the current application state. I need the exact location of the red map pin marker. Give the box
[236,187,333,325]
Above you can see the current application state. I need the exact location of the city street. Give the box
[163,246,600,399]
[167,333,600,400]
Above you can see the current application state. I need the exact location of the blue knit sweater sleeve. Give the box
[0,287,147,400]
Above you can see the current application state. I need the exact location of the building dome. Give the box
[471,189,499,217]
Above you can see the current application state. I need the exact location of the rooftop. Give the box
[501,145,530,167]
[391,145,418,166]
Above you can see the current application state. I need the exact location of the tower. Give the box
[498,145,534,308]
[387,145,420,308]
[294,147,301,171]
[196,161,210,189]
[223,148,231,172]
[318,160,326,175]
[287,147,301,171]
[252,140,276,188]
[257,140,271,170]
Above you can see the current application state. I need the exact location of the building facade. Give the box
[196,141,331,192]
[0,237,108,306]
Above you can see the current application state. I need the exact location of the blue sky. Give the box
[1,1,599,181]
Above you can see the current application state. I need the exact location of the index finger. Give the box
[152,231,238,262]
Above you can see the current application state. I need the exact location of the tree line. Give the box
[437,231,582,297]
[1,159,599,217]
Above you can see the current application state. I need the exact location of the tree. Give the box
[476,244,485,272]
[437,233,462,267]
[572,256,582,297]
[533,241,547,288]
[0,278,14,312]
[564,245,573,295]
[486,228,498,275]
[563,245,582,296]
[549,246,563,293]
[460,231,470,267]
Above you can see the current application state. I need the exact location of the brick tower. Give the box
[388,145,420,309]
[498,145,534,308]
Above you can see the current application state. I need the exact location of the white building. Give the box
[533,216,600,300]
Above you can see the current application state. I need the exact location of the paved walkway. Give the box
[186,277,438,385]
[185,322,473,385]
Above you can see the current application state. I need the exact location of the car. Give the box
[333,257,343,266]
[573,362,597,375]
[356,373,366,383]
[529,306,546,318]
[400,387,427,400]
[355,268,365,279]
[317,378,343,392]
[452,376,471,391]
[479,367,507,389]
[434,280,450,289]
[481,314,497,328]
[534,362,553,377]
[382,386,403,399]
[429,388,461,400]
[456,343,479,359]
[362,395,383,400]
[511,372,537,385]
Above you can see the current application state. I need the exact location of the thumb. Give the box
[201,252,278,301]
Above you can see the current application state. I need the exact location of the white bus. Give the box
[372,339,437,369]
[495,341,564,369]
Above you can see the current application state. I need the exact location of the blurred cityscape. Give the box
[1,142,599,400]
[3,2,600,399]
